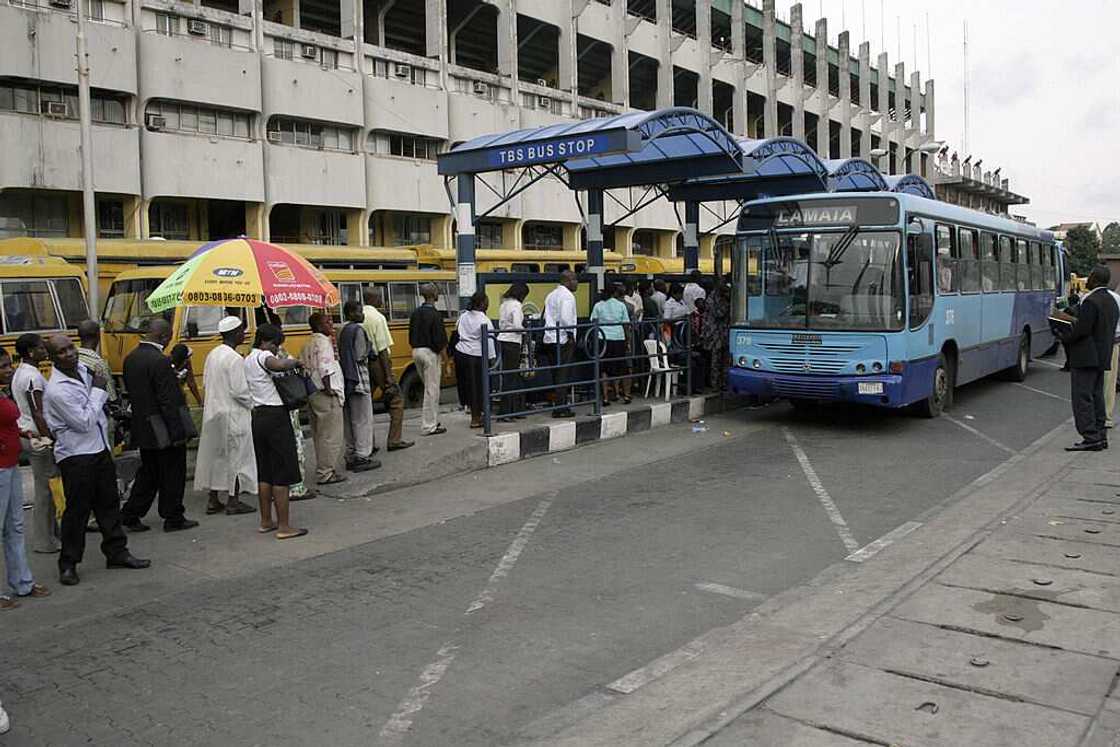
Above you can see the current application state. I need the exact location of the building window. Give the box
[208,23,232,47]
[0,192,69,238]
[97,199,125,238]
[149,201,190,240]
[155,12,180,36]
[476,221,503,249]
[371,59,428,86]
[523,223,564,250]
[383,132,439,160]
[274,38,294,60]
[0,81,126,125]
[267,117,354,152]
[85,0,105,22]
[320,48,338,69]
[145,100,251,139]
[392,214,431,246]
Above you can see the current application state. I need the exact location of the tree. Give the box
[1066,225,1101,277]
[1102,222,1120,257]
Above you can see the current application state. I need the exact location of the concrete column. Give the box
[656,0,673,108]
[730,0,744,58]
[814,18,828,158]
[339,0,357,40]
[587,189,605,291]
[560,3,576,102]
[244,202,267,240]
[696,0,712,115]
[346,209,368,246]
[683,201,699,272]
[426,0,448,93]
[837,31,851,158]
[496,0,518,99]
[562,223,581,251]
[762,0,777,137]
[876,52,889,170]
[123,195,144,239]
[790,4,805,140]
[908,70,921,174]
[503,219,522,251]
[892,61,905,175]
[456,175,476,310]
[858,41,871,159]
[615,225,635,256]
[610,0,628,106]
[925,79,935,138]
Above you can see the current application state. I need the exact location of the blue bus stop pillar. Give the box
[683,200,700,273]
[456,174,476,310]
[587,188,605,292]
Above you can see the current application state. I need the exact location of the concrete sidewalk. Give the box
[527,420,1120,746]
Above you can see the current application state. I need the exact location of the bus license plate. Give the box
[858,382,884,395]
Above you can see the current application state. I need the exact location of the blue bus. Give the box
[727,191,1065,416]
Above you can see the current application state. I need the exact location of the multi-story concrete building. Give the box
[0,0,943,258]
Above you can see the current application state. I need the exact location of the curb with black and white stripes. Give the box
[487,394,731,467]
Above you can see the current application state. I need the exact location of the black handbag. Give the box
[260,357,316,410]
[147,406,198,449]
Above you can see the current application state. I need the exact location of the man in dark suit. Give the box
[120,318,199,531]
[1060,265,1120,451]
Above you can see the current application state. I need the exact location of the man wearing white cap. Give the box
[193,316,257,516]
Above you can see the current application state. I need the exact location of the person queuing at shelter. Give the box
[650,280,668,318]
[497,282,530,420]
[1057,265,1120,451]
[408,283,449,436]
[454,292,497,429]
[590,283,633,406]
[339,301,380,472]
[0,345,50,610]
[244,324,308,539]
[1104,285,1120,429]
[362,287,414,452]
[690,297,710,394]
[543,271,579,418]
[663,283,689,321]
[12,333,58,554]
[702,281,732,392]
[120,319,199,533]
[301,312,347,485]
[77,320,116,412]
[169,344,202,407]
[43,333,150,586]
[194,317,258,516]
[623,281,643,321]
[683,270,708,314]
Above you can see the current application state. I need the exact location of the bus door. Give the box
[905,224,936,362]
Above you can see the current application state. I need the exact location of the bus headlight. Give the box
[856,364,866,374]
[737,356,749,367]
[753,359,762,369]
[872,362,883,372]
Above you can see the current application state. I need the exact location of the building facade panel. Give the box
[265,145,364,208]
[364,76,448,141]
[0,5,138,94]
[138,31,261,112]
[446,93,519,145]
[0,116,140,194]
[365,157,446,214]
[261,56,364,128]
[141,129,264,200]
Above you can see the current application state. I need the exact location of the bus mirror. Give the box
[907,217,926,235]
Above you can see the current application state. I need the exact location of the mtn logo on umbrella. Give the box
[266,261,296,282]
[212,267,244,278]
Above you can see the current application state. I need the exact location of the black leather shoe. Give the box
[106,554,151,570]
[59,566,80,586]
[163,518,200,532]
[1066,440,1106,452]
[122,518,151,532]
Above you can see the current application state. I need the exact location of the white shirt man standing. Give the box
[682,270,707,314]
[193,317,257,516]
[13,333,58,554]
[543,271,579,418]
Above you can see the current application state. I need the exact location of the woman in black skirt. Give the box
[454,292,496,428]
[497,282,530,418]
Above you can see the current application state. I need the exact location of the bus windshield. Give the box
[103,278,171,332]
[743,230,905,331]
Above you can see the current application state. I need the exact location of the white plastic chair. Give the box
[643,339,678,400]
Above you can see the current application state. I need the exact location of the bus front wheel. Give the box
[917,354,952,418]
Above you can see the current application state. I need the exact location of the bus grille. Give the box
[770,377,839,399]
[759,342,860,374]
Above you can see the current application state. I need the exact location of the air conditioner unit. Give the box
[41,100,68,117]
[48,0,72,8]
[536,95,551,109]
[472,81,489,96]
[536,78,548,87]
[266,130,282,143]
[393,63,411,78]
[187,18,208,35]
[146,114,166,130]
[300,44,318,60]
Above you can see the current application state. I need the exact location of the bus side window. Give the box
[980,232,997,292]
[1046,245,1058,291]
[1029,242,1043,290]
[959,229,980,292]
[999,236,1015,292]
[907,233,934,330]
[744,236,762,295]
[1015,239,1029,291]
[935,224,956,294]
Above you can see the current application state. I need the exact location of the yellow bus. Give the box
[0,256,90,358]
[101,265,458,406]
[412,245,630,273]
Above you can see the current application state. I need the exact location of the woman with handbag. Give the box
[454,292,497,429]
[497,283,530,420]
[245,324,308,540]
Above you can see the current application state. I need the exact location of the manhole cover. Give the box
[1065,552,1083,559]
[969,657,990,667]
[1032,578,1053,586]
[1003,613,1024,622]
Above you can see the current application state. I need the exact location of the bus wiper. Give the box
[821,224,860,269]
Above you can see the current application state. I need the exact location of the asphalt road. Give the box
[1,360,1078,746]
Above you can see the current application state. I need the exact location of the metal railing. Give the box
[476,315,695,436]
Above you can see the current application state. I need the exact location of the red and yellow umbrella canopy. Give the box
[146,238,339,312]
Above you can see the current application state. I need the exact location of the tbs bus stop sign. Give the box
[490,132,620,169]
[437,126,640,175]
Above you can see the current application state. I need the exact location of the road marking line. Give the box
[378,494,556,743]
[783,427,860,553]
[693,582,767,602]
[845,521,923,563]
[1015,383,1069,402]
[606,641,706,694]
[943,414,1017,456]
[1034,358,1065,370]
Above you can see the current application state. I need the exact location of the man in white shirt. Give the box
[682,270,707,314]
[301,312,348,484]
[663,283,689,320]
[1105,287,1120,428]
[650,280,668,318]
[194,317,258,515]
[543,271,579,418]
[13,334,58,554]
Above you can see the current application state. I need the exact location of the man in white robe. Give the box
[193,316,256,515]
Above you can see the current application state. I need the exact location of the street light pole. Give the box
[75,0,98,313]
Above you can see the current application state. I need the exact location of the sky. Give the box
[772,0,1119,229]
